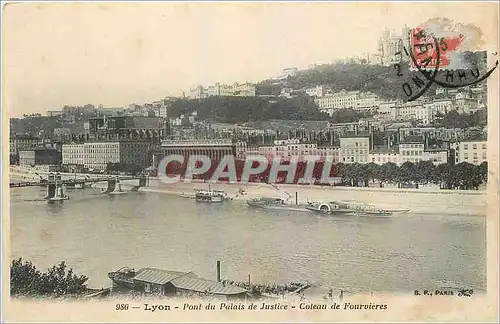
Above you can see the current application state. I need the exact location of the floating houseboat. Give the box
[306,200,409,216]
[108,265,248,301]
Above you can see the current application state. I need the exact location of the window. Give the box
[145,283,151,293]
[482,144,487,150]
[473,144,477,149]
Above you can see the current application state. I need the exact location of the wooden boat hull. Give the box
[195,198,223,203]
[305,206,354,216]
[247,200,308,212]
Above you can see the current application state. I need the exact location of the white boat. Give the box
[194,189,227,203]
[306,200,409,216]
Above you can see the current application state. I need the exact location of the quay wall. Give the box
[139,178,487,216]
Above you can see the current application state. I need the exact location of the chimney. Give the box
[216,261,221,283]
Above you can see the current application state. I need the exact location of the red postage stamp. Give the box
[409,27,465,70]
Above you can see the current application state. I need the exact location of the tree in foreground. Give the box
[10,258,88,298]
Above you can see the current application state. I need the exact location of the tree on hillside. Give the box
[433,108,487,129]
[167,95,328,123]
[330,108,374,124]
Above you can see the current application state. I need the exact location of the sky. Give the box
[2,1,498,117]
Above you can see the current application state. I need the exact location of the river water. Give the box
[9,186,486,294]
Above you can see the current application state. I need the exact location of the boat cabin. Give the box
[109,267,248,300]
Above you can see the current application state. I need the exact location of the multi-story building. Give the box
[305,85,327,98]
[232,83,256,97]
[96,107,126,117]
[152,99,169,119]
[155,139,236,168]
[423,149,449,165]
[339,135,370,163]
[316,146,341,163]
[61,144,85,170]
[454,94,478,114]
[415,105,435,125]
[10,134,40,155]
[62,140,152,171]
[369,146,400,165]
[88,116,169,144]
[432,99,453,114]
[244,139,341,163]
[355,92,381,111]
[19,148,62,167]
[398,127,465,142]
[399,137,425,164]
[378,100,401,118]
[251,139,320,160]
[315,90,381,114]
[315,90,361,115]
[47,110,63,117]
[452,140,487,165]
[188,82,256,99]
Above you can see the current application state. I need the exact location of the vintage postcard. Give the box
[2,1,499,322]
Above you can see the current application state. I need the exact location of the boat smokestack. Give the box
[216,261,221,282]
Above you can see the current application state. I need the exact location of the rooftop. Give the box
[371,145,399,154]
[339,132,370,139]
[171,276,247,295]
[132,268,191,285]
[130,267,248,296]
[400,135,424,144]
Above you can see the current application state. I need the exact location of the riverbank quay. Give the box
[136,178,486,217]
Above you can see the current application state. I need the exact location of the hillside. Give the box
[168,95,329,123]
[10,117,85,136]
[259,56,488,100]
[257,62,430,100]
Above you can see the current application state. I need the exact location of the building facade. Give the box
[88,116,169,144]
[62,140,152,170]
[315,90,360,114]
[19,148,62,167]
[305,85,327,98]
[10,134,40,155]
[188,82,256,99]
[452,140,487,165]
[399,140,425,164]
[339,135,370,163]
[155,139,236,168]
